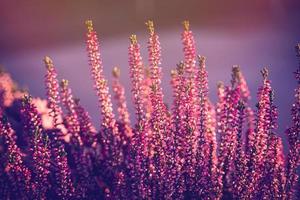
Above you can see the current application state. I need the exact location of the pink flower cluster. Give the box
[0,20,299,200]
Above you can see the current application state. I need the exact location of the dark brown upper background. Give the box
[1,0,299,55]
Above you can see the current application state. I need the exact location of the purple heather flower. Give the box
[128,34,150,198]
[60,80,98,198]
[181,20,197,75]
[174,21,199,195]
[245,67,282,199]
[60,79,83,146]
[0,116,32,199]
[142,67,153,122]
[231,101,248,199]
[170,63,187,199]
[21,95,51,199]
[146,20,173,199]
[85,20,119,137]
[195,56,221,199]
[74,98,97,146]
[44,56,64,129]
[85,21,123,176]
[48,130,75,199]
[112,66,133,139]
[261,135,286,199]
[217,83,241,197]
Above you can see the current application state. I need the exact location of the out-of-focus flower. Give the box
[112,67,132,139]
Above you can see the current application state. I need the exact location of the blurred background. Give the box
[0,0,300,150]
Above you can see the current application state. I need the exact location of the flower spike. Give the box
[44,56,64,129]
[146,19,173,198]
[21,94,51,199]
[60,79,83,146]
[112,66,132,138]
[85,19,119,139]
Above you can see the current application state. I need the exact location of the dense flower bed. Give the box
[0,20,299,200]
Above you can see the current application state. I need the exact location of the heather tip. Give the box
[145,20,155,34]
[85,20,94,33]
[22,94,32,104]
[44,56,53,69]
[198,55,206,67]
[261,67,269,81]
[112,66,121,78]
[182,20,190,31]
[232,65,240,75]
[217,81,224,89]
[150,83,158,92]
[130,34,137,44]
[60,79,69,88]
[176,61,185,75]
[231,65,240,86]
[198,55,206,61]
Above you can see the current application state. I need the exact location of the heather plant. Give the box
[0,20,299,200]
